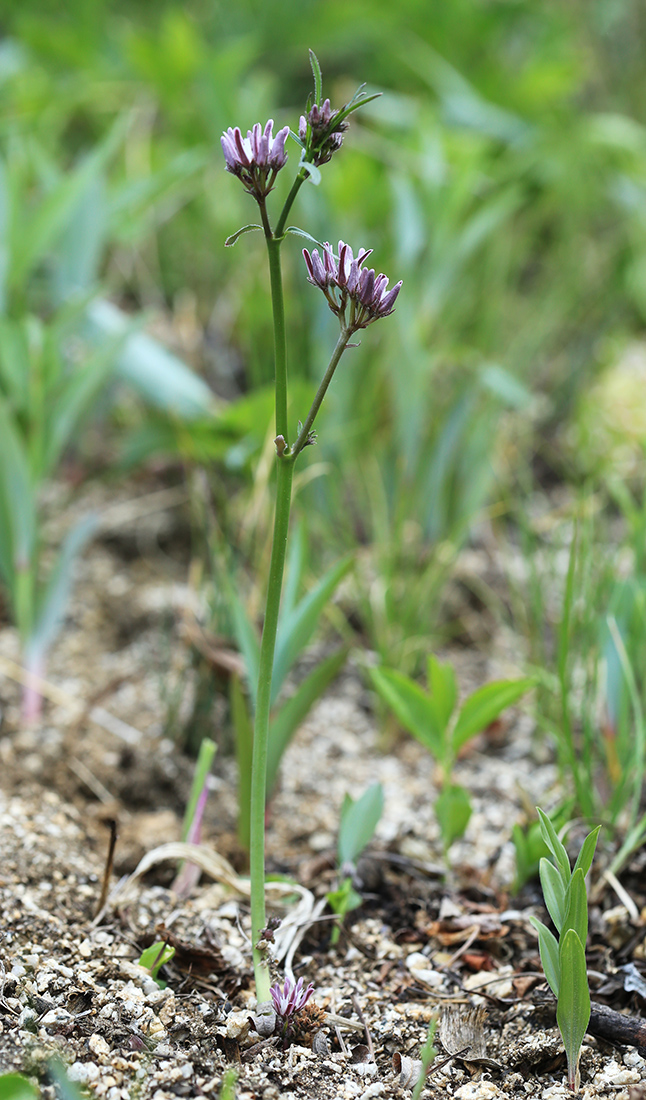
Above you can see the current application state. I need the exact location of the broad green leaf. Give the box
[230,675,253,853]
[562,868,588,948]
[85,299,215,419]
[26,514,96,660]
[436,782,472,850]
[0,1073,39,1100]
[338,782,384,867]
[572,826,601,881]
[0,318,30,415]
[557,929,590,1091]
[427,654,457,730]
[271,553,352,704]
[530,916,560,997]
[224,223,262,247]
[537,807,571,886]
[267,648,347,794]
[452,677,534,753]
[299,157,322,185]
[50,170,106,301]
[539,856,567,933]
[369,666,445,758]
[138,940,176,977]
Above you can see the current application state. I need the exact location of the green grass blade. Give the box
[557,929,590,1092]
[27,513,96,661]
[529,916,560,997]
[271,553,352,704]
[230,675,253,854]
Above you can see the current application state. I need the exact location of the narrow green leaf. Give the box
[0,156,10,316]
[271,553,352,704]
[436,783,472,850]
[427,654,457,730]
[562,868,588,948]
[452,677,534,753]
[539,857,567,933]
[537,806,571,886]
[529,916,560,997]
[26,514,96,660]
[85,299,215,419]
[557,929,590,1091]
[338,782,384,867]
[230,675,253,853]
[284,226,326,247]
[309,49,323,107]
[224,224,262,247]
[0,395,36,568]
[572,824,601,881]
[267,648,347,794]
[369,666,445,758]
[226,583,260,707]
[280,518,306,623]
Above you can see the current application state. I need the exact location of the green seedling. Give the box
[370,656,534,853]
[138,941,176,988]
[512,801,574,893]
[530,808,601,1092]
[0,1075,39,1100]
[411,1014,438,1100]
[327,782,384,943]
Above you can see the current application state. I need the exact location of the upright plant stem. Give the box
[249,453,294,1000]
[249,200,295,1001]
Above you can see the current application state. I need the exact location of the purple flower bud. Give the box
[270,975,315,1022]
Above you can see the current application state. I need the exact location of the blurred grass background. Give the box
[3,0,646,680]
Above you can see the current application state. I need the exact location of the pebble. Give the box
[405,952,444,989]
[455,1083,500,1100]
[593,1059,641,1087]
[89,1034,111,1058]
[68,1062,100,1084]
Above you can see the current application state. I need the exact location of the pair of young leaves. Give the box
[530,808,601,1092]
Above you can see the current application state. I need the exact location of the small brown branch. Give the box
[94,819,118,920]
[589,1002,646,1054]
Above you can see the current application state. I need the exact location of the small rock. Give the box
[68,1062,100,1084]
[88,1034,111,1058]
[594,1060,641,1087]
[455,1083,499,1100]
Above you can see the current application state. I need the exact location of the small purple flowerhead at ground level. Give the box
[303,240,402,333]
[221,119,290,201]
[270,975,315,1022]
[299,97,348,166]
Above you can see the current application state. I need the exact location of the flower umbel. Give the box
[303,240,402,333]
[221,119,290,201]
[270,976,315,1025]
[299,97,348,167]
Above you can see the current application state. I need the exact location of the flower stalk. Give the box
[221,57,401,1001]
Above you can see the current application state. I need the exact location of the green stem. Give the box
[291,328,352,458]
[249,453,294,1000]
[275,170,307,239]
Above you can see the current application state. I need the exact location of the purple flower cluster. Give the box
[270,976,315,1022]
[303,240,402,332]
[221,119,290,200]
[299,98,348,166]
